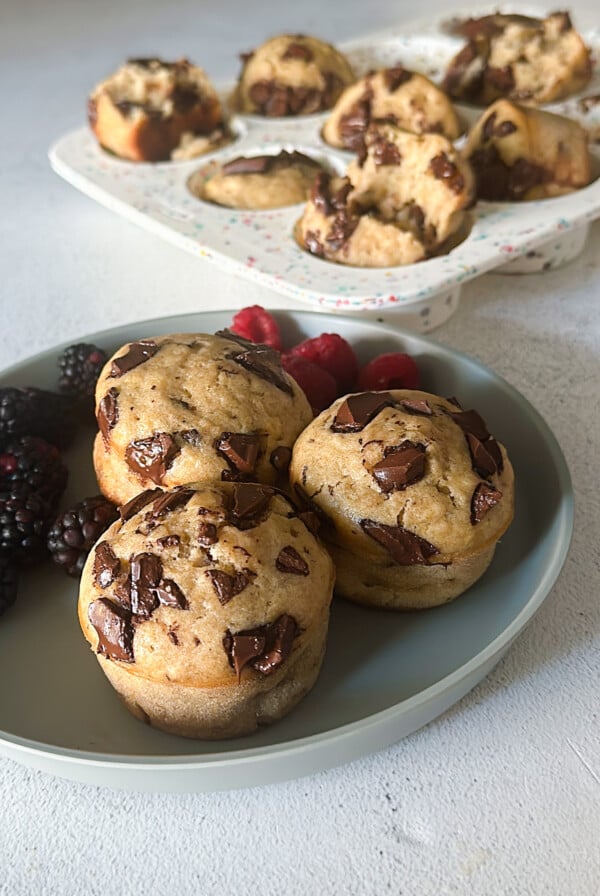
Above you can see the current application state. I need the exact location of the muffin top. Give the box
[78,481,335,688]
[290,390,515,564]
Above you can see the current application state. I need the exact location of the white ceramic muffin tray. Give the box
[49,11,600,332]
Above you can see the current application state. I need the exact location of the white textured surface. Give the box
[1,1,599,894]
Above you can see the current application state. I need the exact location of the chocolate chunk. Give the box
[228,482,273,530]
[93,541,120,589]
[198,521,218,546]
[167,630,179,646]
[156,534,180,549]
[276,545,309,576]
[485,436,504,473]
[372,135,402,166]
[446,396,462,409]
[466,433,500,478]
[221,155,273,176]
[496,120,517,137]
[471,481,503,524]
[325,209,359,252]
[400,398,432,416]
[149,486,195,518]
[88,598,134,663]
[304,230,325,257]
[448,408,490,441]
[483,112,517,139]
[207,568,253,604]
[264,85,289,116]
[371,441,426,493]
[226,345,293,395]
[155,578,188,609]
[109,340,158,377]
[216,432,261,479]
[311,172,334,216]
[360,519,439,565]
[332,392,394,432]
[171,84,200,114]
[97,388,119,442]
[119,488,163,522]
[485,65,515,95]
[282,41,314,62]
[429,153,465,194]
[339,94,372,151]
[443,41,484,101]
[270,446,292,474]
[483,111,498,141]
[384,66,412,92]
[125,432,181,484]
[223,613,298,680]
[179,429,202,447]
[129,552,162,617]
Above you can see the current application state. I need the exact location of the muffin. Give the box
[443,11,592,106]
[322,66,462,151]
[88,57,228,162]
[78,481,336,738]
[289,390,514,609]
[192,150,325,209]
[464,99,592,200]
[297,123,474,267]
[93,331,312,506]
[232,34,355,116]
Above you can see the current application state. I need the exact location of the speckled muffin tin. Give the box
[49,10,600,332]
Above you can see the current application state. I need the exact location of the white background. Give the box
[1,2,599,893]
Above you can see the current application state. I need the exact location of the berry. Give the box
[58,343,107,403]
[0,491,51,566]
[0,559,18,617]
[0,436,68,509]
[47,495,118,578]
[281,353,337,414]
[357,352,420,392]
[0,387,77,448]
[230,306,282,350]
[289,333,359,393]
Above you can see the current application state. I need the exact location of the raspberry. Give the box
[47,495,118,578]
[0,436,68,510]
[0,559,18,617]
[289,333,359,393]
[230,306,282,350]
[357,352,420,391]
[0,386,77,448]
[0,491,51,566]
[58,343,107,403]
[281,353,337,414]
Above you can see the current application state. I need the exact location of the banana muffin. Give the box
[78,480,335,738]
[289,390,514,609]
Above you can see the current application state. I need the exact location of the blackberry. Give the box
[0,386,77,448]
[47,495,118,578]
[0,491,51,566]
[0,559,18,617]
[58,343,107,404]
[0,436,68,509]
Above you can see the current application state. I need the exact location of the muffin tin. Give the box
[49,13,600,332]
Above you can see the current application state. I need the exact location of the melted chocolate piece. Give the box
[125,432,181,484]
[282,41,314,61]
[400,398,432,416]
[304,230,325,257]
[339,93,372,151]
[129,552,162,617]
[156,534,180,549]
[93,541,120,589]
[248,80,326,116]
[332,392,394,432]
[88,598,135,663]
[325,209,359,252]
[371,135,402,167]
[360,519,439,564]
[109,340,158,377]
[167,630,179,646]
[226,345,293,395]
[485,65,515,95]
[207,568,253,604]
[384,66,413,92]
[223,614,298,680]
[171,84,201,114]
[119,488,163,521]
[276,545,309,576]
[371,441,426,493]
[469,144,547,200]
[97,388,119,441]
[270,446,292,474]
[466,433,500,478]
[221,151,320,177]
[471,481,503,524]
[179,429,202,447]
[155,578,188,609]
[448,408,490,441]
[483,111,517,140]
[228,483,273,530]
[149,486,195,518]
[216,432,261,479]
[429,153,465,194]
[198,521,218,546]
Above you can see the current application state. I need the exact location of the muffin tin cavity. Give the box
[50,15,600,332]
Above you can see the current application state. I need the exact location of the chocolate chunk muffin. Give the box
[78,481,335,738]
[464,99,592,200]
[289,390,514,609]
[88,57,229,162]
[322,66,461,151]
[232,34,355,116]
[297,123,474,267]
[191,150,325,209]
[443,11,592,106]
[93,332,312,506]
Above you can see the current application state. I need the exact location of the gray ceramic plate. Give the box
[0,311,573,792]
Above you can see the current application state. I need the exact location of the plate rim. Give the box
[0,308,574,774]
